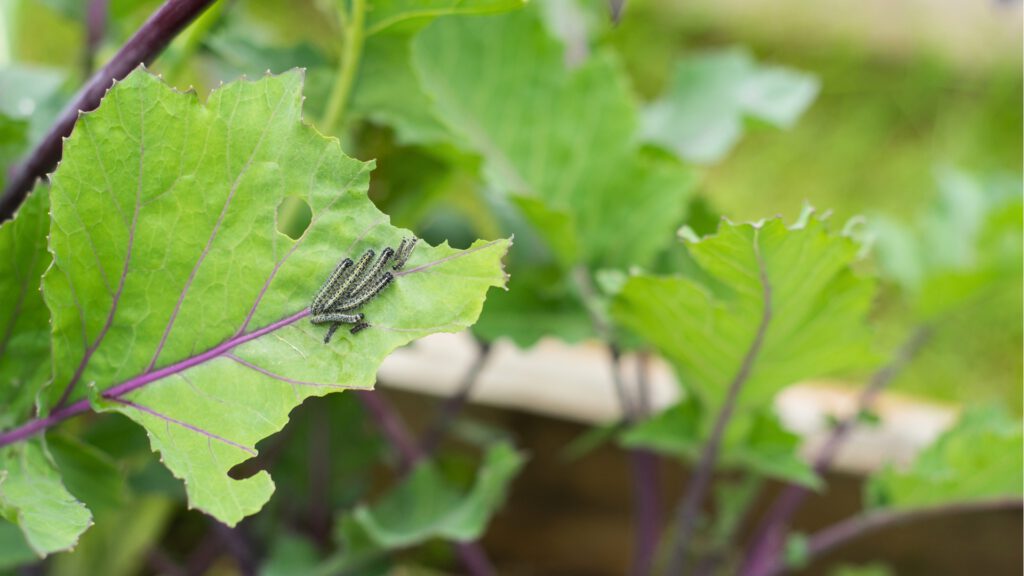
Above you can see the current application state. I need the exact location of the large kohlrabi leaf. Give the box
[612,212,876,428]
[22,67,509,531]
[412,9,694,271]
[866,406,1023,509]
[641,47,819,165]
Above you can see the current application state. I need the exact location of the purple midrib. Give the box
[0,308,310,448]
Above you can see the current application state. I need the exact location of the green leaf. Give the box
[867,406,1023,509]
[0,187,51,430]
[0,441,93,557]
[641,47,818,164]
[47,434,130,514]
[621,398,820,488]
[338,442,524,553]
[35,67,509,528]
[0,520,37,570]
[365,0,527,36]
[869,169,1023,317]
[50,495,175,576]
[262,533,321,576]
[612,213,877,415]
[412,9,694,270]
[783,532,810,570]
[0,114,28,190]
[350,31,452,146]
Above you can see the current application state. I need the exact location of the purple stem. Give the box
[630,449,661,576]
[0,0,219,222]
[420,339,491,455]
[667,237,773,576]
[753,498,1023,576]
[0,309,309,449]
[620,350,661,576]
[84,0,109,76]
[740,325,932,576]
[354,390,497,576]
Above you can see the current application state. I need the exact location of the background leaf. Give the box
[412,9,694,271]
[612,213,877,416]
[641,47,819,164]
[337,442,524,554]
[867,406,1023,509]
[0,441,92,557]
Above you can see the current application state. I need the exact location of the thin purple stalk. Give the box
[630,449,661,576]
[621,351,661,576]
[84,0,109,76]
[0,0,219,222]
[354,390,497,576]
[667,236,772,576]
[420,339,491,455]
[753,498,1023,576]
[0,309,309,449]
[740,325,932,576]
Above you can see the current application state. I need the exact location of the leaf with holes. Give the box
[611,212,876,438]
[0,67,509,534]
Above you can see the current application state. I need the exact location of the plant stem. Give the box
[667,234,772,576]
[621,351,661,576]
[421,339,492,455]
[740,325,932,576]
[753,498,1022,576]
[354,389,498,576]
[0,0,220,222]
[84,0,109,76]
[321,0,366,134]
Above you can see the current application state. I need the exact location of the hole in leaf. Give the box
[276,196,312,240]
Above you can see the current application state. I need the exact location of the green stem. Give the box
[321,0,366,133]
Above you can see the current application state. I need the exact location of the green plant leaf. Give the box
[338,442,524,554]
[350,30,452,145]
[0,441,93,557]
[412,9,694,270]
[31,67,509,529]
[0,114,28,190]
[365,0,526,36]
[50,494,175,576]
[612,213,876,430]
[621,398,820,488]
[0,187,51,430]
[867,406,1023,509]
[641,47,818,164]
[869,169,1023,318]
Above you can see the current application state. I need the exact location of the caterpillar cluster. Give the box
[310,237,417,342]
